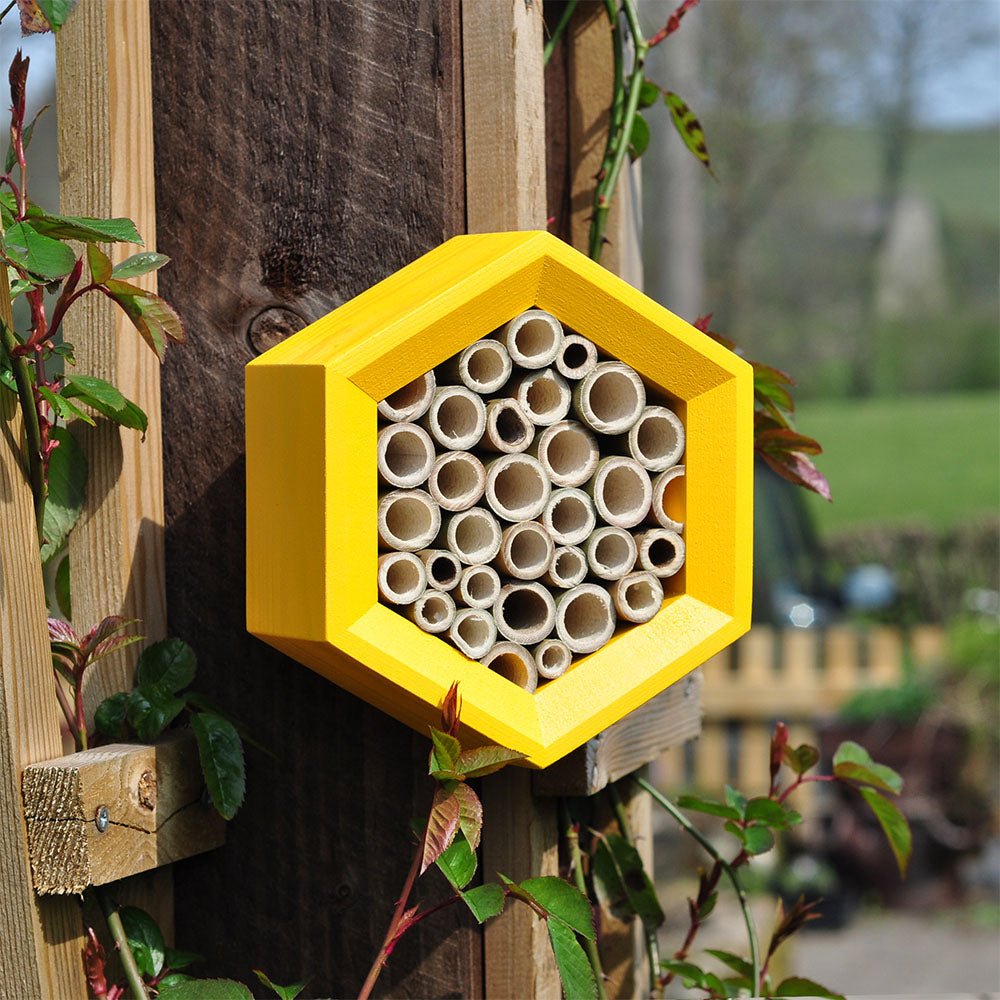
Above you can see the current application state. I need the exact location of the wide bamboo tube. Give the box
[440,507,503,565]
[377,489,441,552]
[378,370,436,422]
[407,590,456,634]
[495,521,555,580]
[588,456,653,529]
[635,528,686,578]
[484,453,551,522]
[427,451,486,512]
[513,368,572,426]
[441,338,512,394]
[541,487,595,545]
[493,582,556,645]
[625,405,685,472]
[456,563,502,609]
[585,526,638,581]
[501,308,563,369]
[609,571,664,623]
[449,608,497,659]
[482,398,534,454]
[543,545,588,589]
[377,552,427,605]
[423,385,487,450]
[376,422,436,488]
[555,334,598,381]
[481,641,538,693]
[531,420,599,488]
[533,639,572,680]
[650,464,685,531]
[417,549,462,591]
[573,361,646,434]
[555,584,616,654]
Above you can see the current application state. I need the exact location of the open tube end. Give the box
[501,309,564,370]
[484,454,552,522]
[378,489,442,552]
[450,608,498,659]
[441,507,503,565]
[586,526,638,581]
[481,641,539,692]
[456,563,502,608]
[408,590,456,634]
[534,639,572,680]
[610,571,664,623]
[493,582,556,646]
[377,422,436,488]
[378,370,437,423]
[588,456,653,529]
[377,552,428,605]
[635,528,686,578]
[533,420,599,489]
[573,361,646,435]
[555,584,616,654]
[496,521,555,581]
[427,450,486,511]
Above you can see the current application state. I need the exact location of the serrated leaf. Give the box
[40,425,86,563]
[421,785,461,872]
[744,797,801,829]
[460,882,506,923]
[675,794,741,822]
[135,637,196,693]
[36,0,77,31]
[252,969,307,1000]
[39,384,94,426]
[27,209,141,244]
[103,279,184,360]
[453,782,483,851]
[5,221,77,279]
[429,726,460,774]
[833,741,902,795]
[857,786,911,878]
[627,113,650,161]
[111,251,170,279]
[591,833,664,931]
[782,743,819,774]
[774,976,845,998]
[156,980,254,1000]
[183,692,274,758]
[454,744,526,777]
[434,829,477,890]
[119,906,164,977]
[163,947,203,972]
[61,372,148,433]
[705,949,753,979]
[47,616,77,646]
[546,918,598,1000]
[664,90,715,177]
[157,974,194,988]
[759,448,832,502]
[520,876,595,940]
[127,684,185,743]
[191,712,245,820]
[86,243,112,283]
[95,691,129,740]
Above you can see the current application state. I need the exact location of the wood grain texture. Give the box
[150,2,476,994]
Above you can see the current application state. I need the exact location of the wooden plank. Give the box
[23,731,225,894]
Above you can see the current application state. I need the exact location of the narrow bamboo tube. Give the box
[625,405,685,472]
[484,453,551,522]
[377,552,427,605]
[588,456,652,529]
[635,528,686,578]
[500,308,563,369]
[650,464,685,531]
[609,571,664,623]
[585,526,638,581]
[555,584,616,655]
[377,489,441,552]
[456,563,501,609]
[422,385,487,450]
[541,487,595,545]
[427,451,486,512]
[573,361,646,434]
[482,398,534,454]
[543,545,588,589]
[493,582,556,645]
[533,639,572,680]
[513,368,572,426]
[495,521,555,580]
[417,549,462,591]
[376,422,436,488]
[408,590,456,634]
[532,420,599,488]
[449,608,498,660]
[441,338,512,394]
[481,641,538,693]
[555,334,598,381]
[378,370,436,422]
[440,507,503,565]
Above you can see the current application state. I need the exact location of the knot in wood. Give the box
[137,769,157,810]
[246,306,307,356]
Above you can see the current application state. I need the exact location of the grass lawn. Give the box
[796,390,1000,535]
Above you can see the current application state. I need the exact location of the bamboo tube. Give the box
[441,338,512,394]
[376,421,436,488]
[456,563,502,609]
[555,583,616,655]
[484,453,551,522]
[377,552,427,605]
[493,582,556,645]
[422,385,487,450]
[377,489,441,552]
[417,548,462,591]
[588,456,652,529]
[543,545,588,589]
[635,527,686,578]
[500,308,563,369]
[513,368,572,426]
[573,361,646,434]
[533,639,572,680]
[482,398,534,454]
[427,450,486,512]
[449,608,498,660]
[407,589,456,634]
[440,507,503,565]
[585,526,638,581]
[495,521,555,580]
[625,405,685,472]
[609,571,664,624]
[532,420,599,488]
[481,641,538,693]
[555,334,598,381]
[541,487,595,545]
[650,464,685,531]
[378,370,436,422]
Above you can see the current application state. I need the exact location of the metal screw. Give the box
[95,806,109,833]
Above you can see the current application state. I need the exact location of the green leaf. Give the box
[27,209,141,244]
[40,426,87,563]
[190,711,246,820]
[520,876,595,941]
[61,374,148,433]
[660,959,707,988]
[704,949,753,979]
[591,833,664,932]
[459,882,506,923]
[253,969,308,1000]
[744,797,802,829]
[740,822,775,856]
[675,794,741,822]
[546,918,598,1000]
[724,785,748,815]
[782,743,819,775]
[4,221,77,279]
[833,741,903,795]
[434,830,477,891]
[627,113,650,161]
[429,726,460,774]
[157,974,194,988]
[126,684,186,743]
[156,980,254,1000]
[103,279,185,360]
[135,637,196,693]
[87,243,112,283]
[774,976,845,998]
[664,90,715,177]
[857,786,912,878]
[36,0,77,31]
[183,692,274,758]
[421,785,461,873]
[163,947,203,972]
[37,384,94,426]
[94,691,129,740]
[54,551,71,619]
[119,906,164,977]
[704,971,727,996]
[637,78,660,109]
[454,744,526,777]
[112,251,170,279]
[698,890,718,920]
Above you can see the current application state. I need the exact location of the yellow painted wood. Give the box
[245,231,753,768]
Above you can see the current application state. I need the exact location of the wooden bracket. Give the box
[22,730,224,895]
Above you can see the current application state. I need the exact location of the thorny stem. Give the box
[94,887,149,1000]
[543,0,579,67]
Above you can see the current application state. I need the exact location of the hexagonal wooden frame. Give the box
[246,231,753,768]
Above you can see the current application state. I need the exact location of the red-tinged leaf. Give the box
[9,50,28,115]
[759,449,832,502]
[753,361,795,388]
[87,243,112,284]
[429,726,460,775]
[441,681,461,735]
[90,632,144,664]
[754,428,822,456]
[770,721,789,784]
[103,280,185,360]
[47,617,79,646]
[421,786,461,873]
[754,378,794,415]
[833,741,903,795]
[453,782,483,851]
[858,787,912,878]
[782,742,820,775]
[455,744,526,778]
[693,313,712,333]
[16,1,51,34]
[664,91,715,177]
[80,616,139,658]
[82,926,109,998]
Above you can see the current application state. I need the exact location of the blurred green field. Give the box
[797,390,1000,534]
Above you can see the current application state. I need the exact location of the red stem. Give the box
[777,774,836,804]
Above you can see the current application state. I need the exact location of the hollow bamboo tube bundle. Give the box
[495,521,554,581]
[493,582,556,646]
[635,528,686,578]
[650,464,685,531]
[422,385,487,451]
[609,571,664,624]
[533,639,572,680]
[439,507,503,565]
[417,549,462,592]
[378,370,436,422]
[484,453,551,522]
[555,583,616,654]
[456,564,501,609]
[482,398,534,454]
[588,456,653,529]
[427,450,486,512]
[586,526,638,581]
[449,608,498,660]
[407,589,456,634]
[439,338,512,394]
[512,368,572,427]
[541,487,595,546]
[377,552,427,605]
[500,308,563,369]
[378,489,441,552]
[555,334,598,381]
[624,405,685,472]
[481,641,538,693]
[376,422,436,488]
[543,545,588,589]
[531,420,599,488]
[573,361,646,434]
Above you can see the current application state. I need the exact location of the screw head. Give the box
[95,806,109,833]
